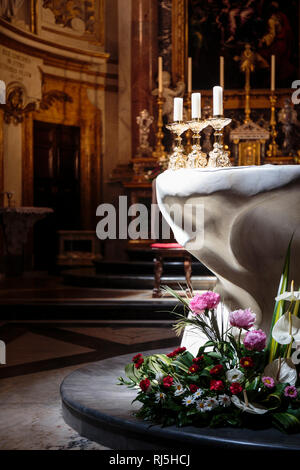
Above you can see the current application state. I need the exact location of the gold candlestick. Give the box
[185,92,192,154]
[207,116,232,167]
[186,119,209,168]
[166,121,189,170]
[152,94,167,166]
[267,93,278,158]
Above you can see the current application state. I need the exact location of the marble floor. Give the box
[0,320,179,450]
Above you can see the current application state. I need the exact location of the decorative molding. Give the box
[39,90,73,110]
[0,18,109,60]
[172,0,187,84]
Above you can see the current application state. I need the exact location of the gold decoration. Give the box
[239,44,255,124]
[230,121,269,166]
[152,95,167,165]
[185,92,192,154]
[267,93,279,158]
[186,119,209,168]
[207,117,232,167]
[166,121,189,170]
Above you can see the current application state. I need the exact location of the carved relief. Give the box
[42,0,96,33]
[2,86,73,124]
[3,85,36,124]
[39,90,73,110]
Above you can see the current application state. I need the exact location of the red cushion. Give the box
[151,243,183,249]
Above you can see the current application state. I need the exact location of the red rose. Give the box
[167,352,176,358]
[167,347,186,358]
[240,357,254,368]
[230,382,243,395]
[193,355,204,363]
[189,384,199,393]
[132,353,143,363]
[162,375,174,388]
[210,379,224,391]
[188,364,199,374]
[140,378,150,392]
[134,358,144,369]
[209,364,223,375]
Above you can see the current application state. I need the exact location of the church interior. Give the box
[0,0,300,453]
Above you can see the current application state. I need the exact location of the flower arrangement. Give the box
[119,243,300,433]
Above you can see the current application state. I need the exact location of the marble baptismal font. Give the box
[156,165,300,338]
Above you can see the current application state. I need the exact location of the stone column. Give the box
[131,0,158,157]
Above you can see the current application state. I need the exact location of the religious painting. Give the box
[188,0,300,90]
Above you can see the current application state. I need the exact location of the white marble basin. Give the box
[156,165,300,333]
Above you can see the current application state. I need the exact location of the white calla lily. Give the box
[275,291,300,302]
[231,396,268,415]
[263,358,297,386]
[272,312,300,345]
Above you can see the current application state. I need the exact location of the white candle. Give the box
[220,56,224,89]
[158,56,163,94]
[213,86,223,116]
[173,97,183,121]
[271,55,275,91]
[191,92,201,119]
[188,57,192,93]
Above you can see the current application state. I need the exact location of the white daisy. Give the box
[182,395,195,406]
[174,382,185,396]
[226,368,244,383]
[218,394,231,407]
[205,397,219,410]
[155,391,166,403]
[196,399,207,412]
[155,372,164,384]
[193,388,204,399]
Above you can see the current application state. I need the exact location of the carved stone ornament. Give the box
[2,86,73,124]
[3,85,36,124]
[39,90,73,110]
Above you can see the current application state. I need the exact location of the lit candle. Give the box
[213,86,223,116]
[271,55,275,92]
[188,57,192,93]
[191,92,201,119]
[173,97,183,121]
[158,56,163,94]
[220,56,224,89]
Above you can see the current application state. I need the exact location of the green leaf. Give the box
[266,237,293,363]
[124,363,142,383]
[272,412,300,433]
[245,376,261,391]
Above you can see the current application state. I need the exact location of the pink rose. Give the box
[189,291,220,314]
[229,308,256,330]
[243,329,266,351]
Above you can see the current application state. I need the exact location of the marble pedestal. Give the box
[60,349,300,451]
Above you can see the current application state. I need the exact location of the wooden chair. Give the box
[151,179,192,297]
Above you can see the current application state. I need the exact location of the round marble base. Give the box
[60,349,300,451]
